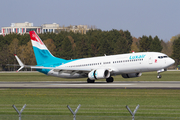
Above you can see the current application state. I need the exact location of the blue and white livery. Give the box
[15,31,175,83]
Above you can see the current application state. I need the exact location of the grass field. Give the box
[0,71,180,82]
[0,89,180,119]
[0,71,180,120]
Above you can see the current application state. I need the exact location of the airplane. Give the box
[15,31,175,83]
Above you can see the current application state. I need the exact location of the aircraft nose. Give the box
[170,58,175,65]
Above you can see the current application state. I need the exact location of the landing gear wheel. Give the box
[87,78,95,83]
[157,74,162,79]
[106,77,114,83]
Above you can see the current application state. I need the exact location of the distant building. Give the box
[42,23,60,33]
[1,22,95,35]
[41,23,92,34]
[1,22,41,35]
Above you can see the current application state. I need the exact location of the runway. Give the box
[0,81,180,89]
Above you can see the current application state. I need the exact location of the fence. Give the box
[0,115,180,120]
[0,104,180,120]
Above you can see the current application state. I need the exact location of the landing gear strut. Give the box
[157,69,166,79]
[157,73,162,79]
[87,78,95,83]
[106,77,114,83]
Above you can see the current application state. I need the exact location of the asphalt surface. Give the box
[0,81,180,89]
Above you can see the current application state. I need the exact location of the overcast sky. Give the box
[1,0,180,41]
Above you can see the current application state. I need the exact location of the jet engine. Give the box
[88,69,110,80]
[122,73,142,78]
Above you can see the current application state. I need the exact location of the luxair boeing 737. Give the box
[15,31,175,83]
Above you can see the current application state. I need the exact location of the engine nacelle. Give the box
[122,73,142,78]
[88,69,110,80]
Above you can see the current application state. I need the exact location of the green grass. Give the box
[0,89,180,118]
[0,72,180,119]
[0,71,180,82]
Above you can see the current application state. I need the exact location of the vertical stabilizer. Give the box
[29,31,66,65]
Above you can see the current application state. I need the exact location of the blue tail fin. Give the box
[29,31,66,65]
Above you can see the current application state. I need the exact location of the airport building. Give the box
[1,22,94,35]
[1,22,41,35]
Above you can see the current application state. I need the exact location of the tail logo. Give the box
[30,31,44,45]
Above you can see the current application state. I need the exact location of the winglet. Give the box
[14,55,24,72]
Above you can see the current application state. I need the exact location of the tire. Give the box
[87,78,95,83]
[157,75,162,79]
[106,77,114,83]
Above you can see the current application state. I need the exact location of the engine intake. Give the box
[122,73,142,78]
[88,69,110,80]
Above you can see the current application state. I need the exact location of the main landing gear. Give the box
[87,78,95,83]
[87,77,114,83]
[106,77,114,83]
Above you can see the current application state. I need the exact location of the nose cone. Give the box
[169,58,175,66]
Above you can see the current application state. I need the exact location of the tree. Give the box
[161,40,173,57]
[172,37,180,65]
[139,36,152,52]
[68,36,76,58]
[20,34,30,45]
[18,44,27,64]
[114,37,128,54]
[0,44,11,70]
[88,33,100,57]
[68,36,76,51]
[43,39,56,55]
[131,37,140,52]
[99,39,111,55]
[23,41,36,65]
[8,38,19,55]
[60,37,73,59]
[150,36,163,52]
[8,38,20,70]
[122,30,133,52]
[0,35,4,51]
[170,34,180,43]
[75,36,88,58]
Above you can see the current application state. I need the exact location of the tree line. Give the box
[0,29,178,71]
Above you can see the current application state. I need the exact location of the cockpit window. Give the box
[158,56,168,59]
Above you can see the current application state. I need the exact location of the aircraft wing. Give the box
[31,66,92,72]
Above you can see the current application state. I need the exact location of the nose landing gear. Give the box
[157,69,166,79]
[157,73,162,79]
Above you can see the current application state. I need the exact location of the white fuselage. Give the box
[47,52,175,79]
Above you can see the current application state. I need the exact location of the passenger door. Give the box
[149,55,153,64]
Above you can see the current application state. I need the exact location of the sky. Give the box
[1,0,180,42]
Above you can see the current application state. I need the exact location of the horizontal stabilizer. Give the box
[14,54,24,72]
[16,66,24,72]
